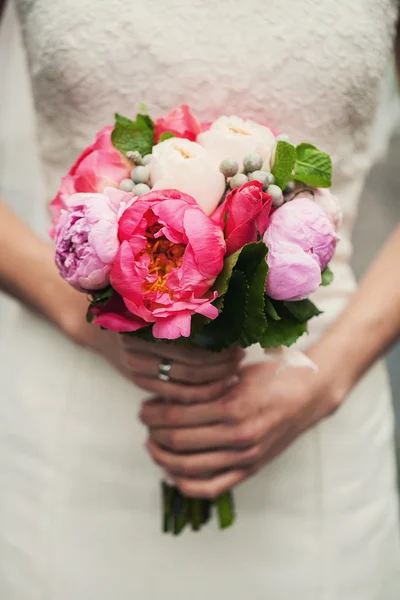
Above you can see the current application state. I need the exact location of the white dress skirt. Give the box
[0,0,399,598]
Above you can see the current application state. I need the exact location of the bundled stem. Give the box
[161,483,235,535]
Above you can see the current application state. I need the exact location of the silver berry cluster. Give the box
[219,151,290,208]
[119,152,153,196]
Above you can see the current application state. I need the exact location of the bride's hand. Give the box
[88,328,243,401]
[140,361,346,498]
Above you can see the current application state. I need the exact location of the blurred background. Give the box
[1,3,399,458]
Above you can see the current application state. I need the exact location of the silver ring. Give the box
[158,359,172,382]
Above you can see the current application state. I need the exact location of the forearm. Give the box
[310,225,400,398]
[0,201,92,342]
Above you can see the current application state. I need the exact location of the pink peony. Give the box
[154,105,201,143]
[263,197,337,301]
[50,126,130,225]
[96,189,226,339]
[212,181,273,256]
[55,187,134,292]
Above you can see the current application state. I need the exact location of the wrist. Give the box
[307,327,359,410]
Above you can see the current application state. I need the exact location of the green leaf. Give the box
[271,141,296,190]
[294,143,332,188]
[321,265,334,286]
[237,244,269,347]
[264,296,280,321]
[111,112,155,156]
[283,299,322,323]
[212,248,241,308]
[192,271,248,351]
[90,286,114,304]
[115,113,136,127]
[86,306,96,324]
[234,242,267,281]
[138,102,148,114]
[159,131,176,142]
[260,304,308,348]
[136,113,154,130]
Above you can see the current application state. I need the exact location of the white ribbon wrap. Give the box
[264,346,318,375]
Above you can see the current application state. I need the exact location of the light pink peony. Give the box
[55,187,134,292]
[313,188,342,231]
[212,181,272,255]
[50,126,130,225]
[263,197,337,301]
[154,104,201,143]
[93,189,226,339]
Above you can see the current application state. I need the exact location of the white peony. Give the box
[197,116,276,171]
[150,138,226,216]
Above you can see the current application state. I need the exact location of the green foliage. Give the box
[212,249,241,310]
[86,308,96,324]
[192,271,248,351]
[86,286,115,323]
[159,131,176,142]
[321,265,334,286]
[236,244,269,346]
[283,298,322,322]
[271,141,296,189]
[111,112,155,156]
[264,297,280,321]
[260,303,308,348]
[293,143,332,188]
[90,286,114,304]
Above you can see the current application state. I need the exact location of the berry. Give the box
[119,179,134,192]
[133,183,151,197]
[248,170,271,190]
[219,158,239,178]
[126,150,143,165]
[142,154,153,166]
[267,184,284,207]
[229,173,248,189]
[131,166,150,184]
[243,152,263,173]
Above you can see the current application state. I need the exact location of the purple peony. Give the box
[263,197,337,301]
[55,187,134,291]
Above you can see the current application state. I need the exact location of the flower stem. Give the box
[173,490,188,536]
[190,498,202,531]
[215,491,235,529]
[162,482,174,533]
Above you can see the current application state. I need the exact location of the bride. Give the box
[1,0,400,598]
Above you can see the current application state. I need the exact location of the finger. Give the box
[125,352,239,385]
[132,373,238,403]
[121,336,244,366]
[140,394,235,427]
[172,469,249,499]
[150,417,266,451]
[146,438,263,477]
[166,427,302,498]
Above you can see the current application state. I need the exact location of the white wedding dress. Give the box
[1,0,400,598]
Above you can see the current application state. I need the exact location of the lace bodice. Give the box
[15,0,398,260]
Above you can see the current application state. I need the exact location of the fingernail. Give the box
[225,375,240,389]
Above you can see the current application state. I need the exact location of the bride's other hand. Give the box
[140,358,342,498]
[141,224,400,498]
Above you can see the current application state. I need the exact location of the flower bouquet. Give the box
[51,104,340,534]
